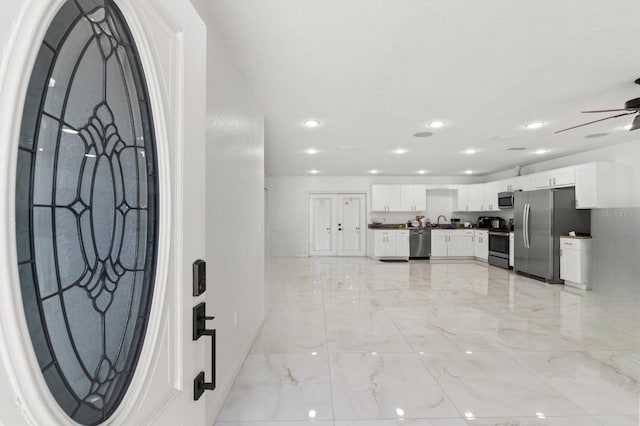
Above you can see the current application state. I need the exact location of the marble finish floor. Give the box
[216,257,639,426]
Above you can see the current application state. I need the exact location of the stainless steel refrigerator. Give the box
[513,187,590,283]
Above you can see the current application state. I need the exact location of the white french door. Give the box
[309,193,366,256]
[0,1,207,425]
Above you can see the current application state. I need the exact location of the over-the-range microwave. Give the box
[498,191,515,209]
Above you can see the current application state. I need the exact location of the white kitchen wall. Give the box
[191,1,265,423]
[267,175,481,257]
[426,189,455,224]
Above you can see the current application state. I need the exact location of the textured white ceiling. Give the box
[205,0,640,176]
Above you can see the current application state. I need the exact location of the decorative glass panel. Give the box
[15,1,159,424]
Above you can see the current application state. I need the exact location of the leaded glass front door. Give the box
[0,0,207,425]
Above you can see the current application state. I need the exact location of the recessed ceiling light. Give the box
[304,119,320,128]
[463,148,477,155]
[309,169,319,174]
[525,121,545,130]
[621,124,633,130]
[368,169,379,174]
[429,120,445,129]
[305,148,318,154]
[413,131,433,138]
[417,169,427,174]
[393,148,407,154]
[533,149,548,155]
[464,170,473,174]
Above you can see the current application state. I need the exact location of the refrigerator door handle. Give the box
[524,203,531,249]
[522,203,528,248]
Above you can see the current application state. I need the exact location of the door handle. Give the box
[524,203,531,248]
[193,302,216,400]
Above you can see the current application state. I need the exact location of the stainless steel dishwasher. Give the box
[410,228,431,258]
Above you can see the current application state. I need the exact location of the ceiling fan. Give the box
[555,78,640,134]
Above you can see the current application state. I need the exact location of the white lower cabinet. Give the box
[474,230,488,261]
[431,229,474,258]
[431,232,448,257]
[560,237,592,290]
[369,229,410,259]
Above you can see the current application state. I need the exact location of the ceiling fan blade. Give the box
[630,114,640,131]
[582,108,636,113]
[554,111,637,134]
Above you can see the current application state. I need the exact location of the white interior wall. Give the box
[267,175,480,257]
[426,189,455,224]
[191,1,266,422]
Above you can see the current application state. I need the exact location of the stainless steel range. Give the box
[488,229,510,269]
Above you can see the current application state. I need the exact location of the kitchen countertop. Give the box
[561,235,592,239]
[368,224,489,230]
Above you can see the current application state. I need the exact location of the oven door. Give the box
[489,231,510,256]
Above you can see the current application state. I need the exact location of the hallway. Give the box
[215,257,639,425]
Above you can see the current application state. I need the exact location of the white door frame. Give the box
[307,192,367,257]
[0,1,207,425]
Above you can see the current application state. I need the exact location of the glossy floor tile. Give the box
[216,257,640,425]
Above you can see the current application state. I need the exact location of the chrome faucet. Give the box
[437,215,446,224]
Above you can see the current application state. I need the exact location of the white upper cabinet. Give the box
[400,185,427,211]
[375,161,636,213]
[514,175,535,191]
[495,179,511,193]
[455,185,469,211]
[501,175,534,192]
[371,185,402,211]
[483,181,500,211]
[467,184,484,211]
[372,185,426,212]
[535,166,575,188]
[574,162,634,209]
